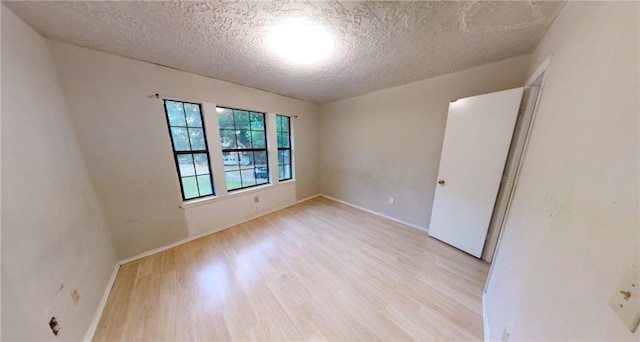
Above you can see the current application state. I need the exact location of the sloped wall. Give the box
[486,2,639,339]
[1,6,117,340]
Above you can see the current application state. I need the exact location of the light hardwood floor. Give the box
[94,197,490,341]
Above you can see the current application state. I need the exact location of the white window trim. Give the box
[179,179,295,209]
[177,103,296,208]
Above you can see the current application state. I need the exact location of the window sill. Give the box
[180,179,296,209]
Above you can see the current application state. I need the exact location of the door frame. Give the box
[482,55,552,338]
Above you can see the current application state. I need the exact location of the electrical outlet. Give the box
[388,197,394,205]
[254,195,259,203]
[71,288,80,304]
[609,265,640,332]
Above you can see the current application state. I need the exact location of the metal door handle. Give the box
[438,179,445,185]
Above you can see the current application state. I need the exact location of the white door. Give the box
[428,87,523,257]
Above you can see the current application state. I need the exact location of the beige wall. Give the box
[319,55,531,228]
[1,6,117,340]
[486,2,639,339]
[48,41,320,259]
[5,2,636,339]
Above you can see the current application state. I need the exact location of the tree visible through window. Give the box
[163,100,214,200]
[276,115,292,181]
[217,107,269,191]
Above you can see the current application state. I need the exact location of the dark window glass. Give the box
[218,107,269,191]
[163,100,214,200]
[276,115,292,181]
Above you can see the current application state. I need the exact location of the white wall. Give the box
[1,6,118,340]
[486,2,639,339]
[319,55,531,229]
[48,41,320,259]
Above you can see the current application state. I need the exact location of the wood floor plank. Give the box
[94,197,490,341]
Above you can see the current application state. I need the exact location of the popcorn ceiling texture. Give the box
[5,1,564,104]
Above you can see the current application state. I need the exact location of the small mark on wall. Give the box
[71,288,80,304]
[49,316,60,336]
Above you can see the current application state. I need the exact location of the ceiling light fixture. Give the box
[268,19,334,65]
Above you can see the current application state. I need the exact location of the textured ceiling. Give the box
[5,1,564,104]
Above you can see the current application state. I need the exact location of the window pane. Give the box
[279,132,290,148]
[166,101,186,126]
[220,129,237,149]
[281,116,289,132]
[239,152,254,169]
[225,171,242,190]
[182,176,199,199]
[235,111,250,130]
[223,152,240,171]
[279,163,292,181]
[254,151,268,166]
[276,115,282,132]
[177,155,195,177]
[171,127,190,151]
[193,153,209,175]
[219,107,268,191]
[242,129,253,148]
[217,108,235,129]
[256,174,268,185]
[196,175,213,196]
[254,165,268,182]
[184,103,202,127]
[278,150,285,165]
[189,128,205,150]
[282,149,291,165]
[236,129,250,148]
[166,100,214,200]
[250,113,265,130]
[252,131,266,148]
[241,169,256,187]
[284,165,291,180]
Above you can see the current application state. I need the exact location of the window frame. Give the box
[276,114,293,181]
[217,106,270,192]
[163,99,215,201]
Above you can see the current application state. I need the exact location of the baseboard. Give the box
[118,194,320,265]
[482,291,490,341]
[319,194,428,233]
[83,262,120,342]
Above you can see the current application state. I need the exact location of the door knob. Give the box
[438,179,445,185]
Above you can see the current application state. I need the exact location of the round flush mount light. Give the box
[268,19,334,65]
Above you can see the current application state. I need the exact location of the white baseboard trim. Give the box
[118,194,320,265]
[482,291,490,341]
[83,262,120,342]
[319,194,428,233]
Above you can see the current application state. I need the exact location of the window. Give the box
[217,107,269,191]
[276,115,292,181]
[163,100,214,200]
